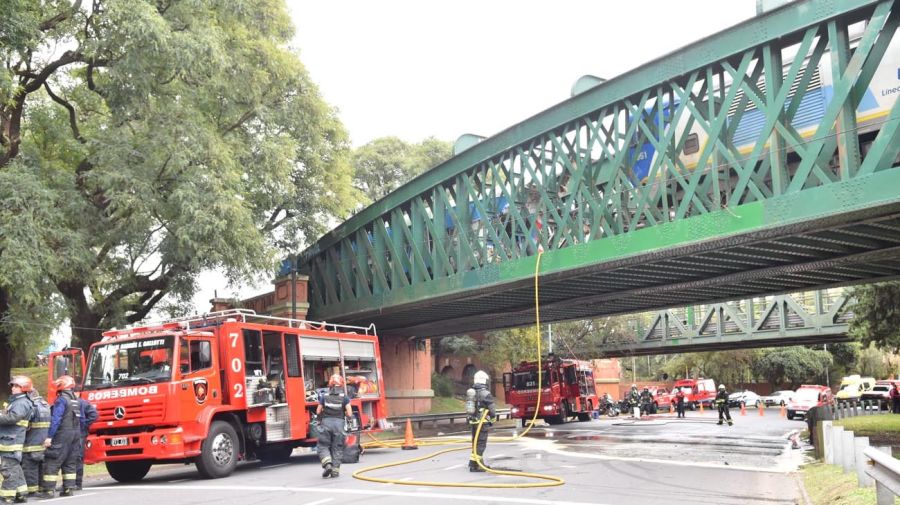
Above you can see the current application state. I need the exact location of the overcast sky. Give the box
[189,0,760,314]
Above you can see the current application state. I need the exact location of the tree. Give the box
[0,0,360,376]
[752,347,833,389]
[480,327,540,375]
[848,281,900,352]
[352,136,452,204]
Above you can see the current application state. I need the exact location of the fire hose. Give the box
[352,251,565,488]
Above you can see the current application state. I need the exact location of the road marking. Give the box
[167,479,189,483]
[302,499,334,505]
[41,492,98,502]
[88,484,607,505]
[265,463,290,469]
[443,464,466,470]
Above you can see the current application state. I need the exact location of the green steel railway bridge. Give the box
[296,0,900,354]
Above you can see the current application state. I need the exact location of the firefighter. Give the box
[0,376,35,503]
[715,384,733,426]
[40,375,82,498]
[467,370,496,472]
[628,384,640,416]
[315,374,352,478]
[73,399,98,490]
[675,388,686,418]
[22,386,51,497]
[639,387,653,415]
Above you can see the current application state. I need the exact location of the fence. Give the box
[818,420,899,505]
[828,400,890,420]
[387,409,512,430]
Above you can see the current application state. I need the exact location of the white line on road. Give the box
[302,499,334,505]
[41,492,98,502]
[167,479,189,483]
[443,464,466,470]
[88,484,606,505]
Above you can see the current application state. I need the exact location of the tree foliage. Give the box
[848,281,900,353]
[0,0,360,352]
[352,136,452,204]
[480,327,540,374]
[752,347,832,388]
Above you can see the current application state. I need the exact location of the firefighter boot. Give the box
[469,460,486,472]
[321,462,333,478]
[331,468,340,478]
[59,489,74,497]
[34,490,53,500]
[14,495,27,503]
[1,498,14,505]
[717,421,723,425]
[728,420,734,426]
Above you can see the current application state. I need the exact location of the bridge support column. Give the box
[381,335,434,415]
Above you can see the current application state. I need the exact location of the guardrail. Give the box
[387,409,513,430]
[865,446,900,505]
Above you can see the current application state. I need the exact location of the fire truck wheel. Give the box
[197,420,239,479]
[105,460,152,482]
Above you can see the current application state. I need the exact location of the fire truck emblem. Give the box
[193,378,208,404]
[114,406,126,420]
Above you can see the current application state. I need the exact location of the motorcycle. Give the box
[598,397,620,417]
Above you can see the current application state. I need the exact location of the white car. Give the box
[727,390,761,408]
[761,390,795,406]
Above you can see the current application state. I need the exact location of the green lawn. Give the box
[835,414,900,445]
[429,396,465,414]
[801,462,884,505]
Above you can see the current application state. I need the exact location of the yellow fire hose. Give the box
[353,252,565,488]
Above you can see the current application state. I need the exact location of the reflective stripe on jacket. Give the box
[0,393,34,454]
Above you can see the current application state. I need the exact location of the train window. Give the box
[683,133,699,155]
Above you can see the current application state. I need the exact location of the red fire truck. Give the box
[49,309,388,482]
[503,357,599,426]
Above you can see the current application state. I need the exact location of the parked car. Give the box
[787,385,834,420]
[761,390,795,406]
[649,386,672,412]
[835,375,876,401]
[860,380,900,409]
[727,390,761,408]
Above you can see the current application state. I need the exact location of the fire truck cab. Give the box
[503,356,598,426]
[49,310,387,482]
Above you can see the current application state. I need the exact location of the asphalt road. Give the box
[70,408,808,505]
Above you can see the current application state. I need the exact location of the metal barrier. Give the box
[830,400,888,419]
[387,409,512,430]
[865,446,900,505]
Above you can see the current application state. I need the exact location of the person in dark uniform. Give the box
[22,387,51,497]
[73,399,98,490]
[628,384,640,417]
[467,370,497,472]
[40,375,82,498]
[0,376,35,504]
[675,388,686,418]
[316,374,352,479]
[715,384,733,426]
[640,387,654,415]
[891,384,900,414]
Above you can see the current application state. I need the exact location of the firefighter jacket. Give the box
[715,389,729,406]
[79,399,99,436]
[628,389,640,405]
[318,388,349,419]
[640,390,653,402]
[23,393,51,453]
[469,384,496,424]
[48,390,81,438]
[0,392,34,456]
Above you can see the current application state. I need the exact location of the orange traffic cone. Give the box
[740,403,746,416]
[780,404,786,418]
[699,402,704,414]
[669,403,674,414]
[401,418,418,450]
[758,402,765,416]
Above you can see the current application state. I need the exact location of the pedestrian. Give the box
[73,399,98,490]
[22,387,51,497]
[715,384,733,426]
[675,388,686,418]
[640,387,653,416]
[467,370,496,472]
[315,374,352,479]
[39,375,82,498]
[628,384,640,417]
[0,376,36,504]
[891,384,900,414]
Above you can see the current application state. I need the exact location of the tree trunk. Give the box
[70,308,103,350]
[0,286,12,395]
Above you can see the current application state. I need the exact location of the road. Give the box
[71,408,808,505]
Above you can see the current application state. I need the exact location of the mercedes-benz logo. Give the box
[113,406,126,420]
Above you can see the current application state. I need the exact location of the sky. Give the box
[187,0,760,315]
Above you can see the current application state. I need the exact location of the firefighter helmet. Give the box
[473,370,489,386]
[54,375,76,390]
[328,374,345,387]
[8,375,32,392]
[718,384,726,390]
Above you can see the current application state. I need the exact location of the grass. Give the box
[429,396,465,414]
[835,414,900,445]
[801,462,895,505]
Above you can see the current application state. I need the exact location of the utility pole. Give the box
[547,324,553,354]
